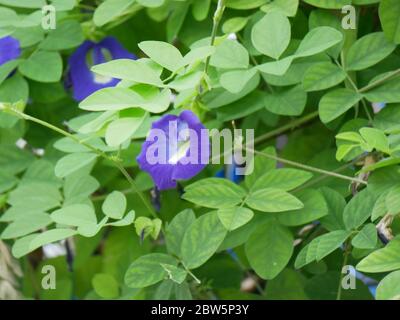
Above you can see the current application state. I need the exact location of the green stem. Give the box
[336,239,352,300]
[245,147,367,185]
[204,0,226,74]
[4,107,158,220]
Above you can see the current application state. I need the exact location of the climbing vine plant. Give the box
[1,0,400,300]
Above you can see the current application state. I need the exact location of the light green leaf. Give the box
[91,59,164,86]
[19,51,62,82]
[210,39,249,69]
[301,0,350,9]
[376,270,400,300]
[220,68,258,93]
[251,11,291,59]
[51,204,97,227]
[1,213,52,239]
[55,153,97,178]
[29,229,77,252]
[217,206,254,231]
[93,0,135,27]
[246,188,304,213]
[105,113,147,147]
[183,178,246,209]
[385,185,400,215]
[261,0,299,17]
[295,27,343,58]
[357,237,400,273]
[139,41,183,72]
[352,224,378,249]
[102,191,127,219]
[106,210,135,227]
[181,212,227,269]
[245,220,293,279]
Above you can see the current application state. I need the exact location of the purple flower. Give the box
[0,36,20,77]
[137,110,210,190]
[68,37,137,101]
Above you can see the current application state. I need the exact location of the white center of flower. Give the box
[168,139,191,165]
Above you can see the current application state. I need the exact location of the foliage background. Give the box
[1,0,400,300]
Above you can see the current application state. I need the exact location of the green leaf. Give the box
[8,182,62,211]
[19,51,62,82]
[359,127,390,154]
[357,237,400,273]
[220,68,258,94]
[302,62,346,92]
[245,220,293,279]
[182,178,246,209]
[91,59,164,86]
[181,212,227,269]
[245,188,304,213]
[295,27,343,58]
[217,206,254,231]
[51,204,97,227]
[277,189,328,226]
[257,56,294,75]
[92,273,120,299]
[363,75,400,103]
[245,146,277,188]
[161,264,187,284]
[29,229,77,252]
[379,0,400,44]
[385,185,400,215]
[222,17,249,34]
[40,20,84,50]
[251,11,291,59]
[93,0,135,27]
[166,209,196,257]
[139,41,183,72]
[1,213,52,239]
[352,224,378,249]
[264,85,307,116]
[226,0,268,10]
[376,270,400,300]
[0,0,45,8]
[137,0,165,7]
[102,191,127,219]
[80,87,170,113]
[302,0,350,9]
[319,88,362,123]
[181,46,215,66]
[345,32,396,71]
[124,253,177,288]
[55,153,97,178]
[106,210,135,227]
[319,187,346,231]
[343,189,375,230]
[371,191,389,221]
[295,230,351,268]
[105,113,147,147]
[261,0,299,17]
[210,39,249,69]
[251,168,313,192]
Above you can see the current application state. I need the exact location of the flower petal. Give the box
[0,36,20,66]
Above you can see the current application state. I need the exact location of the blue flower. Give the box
[0,36,20,77]
[67,36,137,101]
[137,110,210,190]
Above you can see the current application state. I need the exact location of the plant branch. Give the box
[2,106,158,220]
